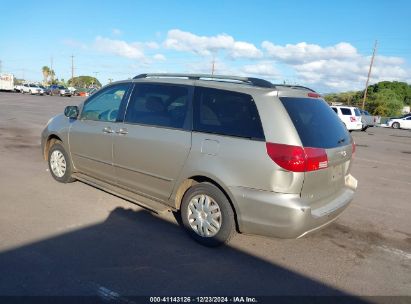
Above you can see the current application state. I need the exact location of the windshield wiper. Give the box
[337,138,346,144]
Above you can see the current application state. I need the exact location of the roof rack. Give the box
[133,73,275,89]
[133,73,317,92]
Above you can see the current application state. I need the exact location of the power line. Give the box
[362,40,378,110]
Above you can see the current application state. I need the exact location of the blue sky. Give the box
[1,0,410,92]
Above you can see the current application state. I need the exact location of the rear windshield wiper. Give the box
[337,138,346,144]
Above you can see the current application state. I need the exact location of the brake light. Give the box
[266,143,328,172]
[308,92,321,98]
[350,116,356,122]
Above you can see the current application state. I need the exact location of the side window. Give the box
[124,83,189,129]
[80,83,130,122]
[331,107,338,114]
[341,108,352,115]
[193,87,264,140]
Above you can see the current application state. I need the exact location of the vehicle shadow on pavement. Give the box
[0,207,367,300]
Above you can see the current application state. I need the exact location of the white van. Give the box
[331,106,363,131]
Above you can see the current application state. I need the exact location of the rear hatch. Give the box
[280,97,354,207]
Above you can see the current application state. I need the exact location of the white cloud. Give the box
[68,30,411,92]
[291,55,410,92]
[164,29,262,59]
[145,42,160,49]
[94,36,145,59]
[259,40,411,92]
[262,41,358,64]
[153,54,166,61]
[242,62,280,77]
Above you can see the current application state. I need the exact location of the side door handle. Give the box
[102,126,114,134]
[115,128,128,135]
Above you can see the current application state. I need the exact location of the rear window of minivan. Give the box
[281,98,351,149]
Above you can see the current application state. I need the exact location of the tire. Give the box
[180,183,236,247]
[48,142,75,183]
[392,122,400,129]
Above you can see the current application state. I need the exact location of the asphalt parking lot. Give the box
[0,92,410,299]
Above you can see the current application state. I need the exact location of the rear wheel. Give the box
[48,142,75,183]
[392,122,400,129]
[180,183,236,247]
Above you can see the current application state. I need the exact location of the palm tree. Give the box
[42,66,50,84]
[49,69,56,84]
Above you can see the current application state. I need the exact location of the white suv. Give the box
[331,106,363,131]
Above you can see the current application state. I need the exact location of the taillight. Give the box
[352,141,356,155]
[266,143,328,172]
[350,116,356,122]
[307,92,321,98]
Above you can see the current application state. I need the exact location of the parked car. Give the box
[68,86,77,95]
[41,73,357,247]
[331,106,363,131]
[359,109,376,131]
[49,85,72,97]
[41,85,51,95]
[387,116,411,129]
[87,87,98,95]
[74,88,89,97]
[14,84,23,93]
[22,83,44,95]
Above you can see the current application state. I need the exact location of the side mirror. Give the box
[64,106,79,119]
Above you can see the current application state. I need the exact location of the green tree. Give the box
[68,76,101,88]
[367,89,403,116]
[41,66,50,84]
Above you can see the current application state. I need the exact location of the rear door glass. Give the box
[193,87,264,140]
[281,97,351,149]
[340,108,352,115]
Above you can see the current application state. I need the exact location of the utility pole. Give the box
[50,56,54,82]
[362,40,378,110]
[211,55,215,75]
[70,54,75,81]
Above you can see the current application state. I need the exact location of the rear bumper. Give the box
[348,123,362,131]
[229,174,357,238]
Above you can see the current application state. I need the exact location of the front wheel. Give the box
[48,142,75,183]
[180,183,236,247]
[392,122,400,129]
